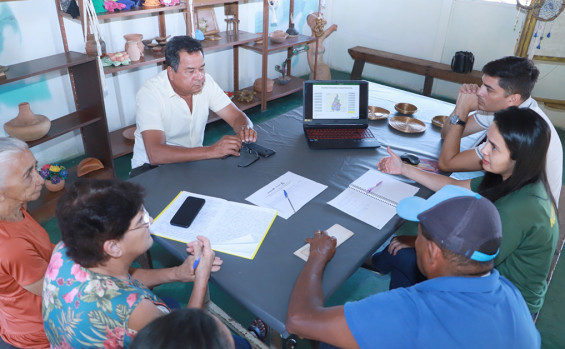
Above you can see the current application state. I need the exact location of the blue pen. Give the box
[283,189,296,213]
[193,252,201,270]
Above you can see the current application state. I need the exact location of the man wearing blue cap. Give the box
[286,186,539,349]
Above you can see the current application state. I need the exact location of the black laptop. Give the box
[303,80,380,149]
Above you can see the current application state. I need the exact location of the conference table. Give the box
[129,82,483,340]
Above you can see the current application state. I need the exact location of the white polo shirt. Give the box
[474,97,563,204]
[132,70,231,169]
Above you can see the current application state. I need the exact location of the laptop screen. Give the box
[303,80,368,126]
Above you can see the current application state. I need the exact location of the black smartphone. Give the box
[244,142,276,157]
[170,196,206,228]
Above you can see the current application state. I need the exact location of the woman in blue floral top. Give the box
[42,179,223,349]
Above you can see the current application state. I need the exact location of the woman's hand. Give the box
[175,237,222,283]
[387,236,417,256]
[377,147,404,175]
[187,236,222,283]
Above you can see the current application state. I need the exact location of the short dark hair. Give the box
[420,225,496,273]
[55,179,145,268]
[482,56,539,100]
[129,308,233,349]
[478,107,552,206]
[165,35,204,72]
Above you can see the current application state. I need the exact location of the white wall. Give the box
[1,0,563,165]
[326,0,565,128]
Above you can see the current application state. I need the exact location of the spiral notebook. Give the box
[328,170,419,229]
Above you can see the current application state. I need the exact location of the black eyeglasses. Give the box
[238,144,260,167]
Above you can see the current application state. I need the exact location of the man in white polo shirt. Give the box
[439,56,562,204]
[131,36,257,177]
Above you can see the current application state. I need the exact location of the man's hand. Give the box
[459,83,479,95]
[454,84,479,119]
[306,230,337,264]
[387,236,417,256]
[210,135,242,158]
[238,126,258,143]
[377,147,404,175]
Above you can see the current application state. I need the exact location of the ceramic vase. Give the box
[3,102,51,141]
[123,34,144,56]
[45,179,65,192]
[85,34,106,56]
[126,41,142,61]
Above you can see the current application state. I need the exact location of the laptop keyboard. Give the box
[306,128,375,140]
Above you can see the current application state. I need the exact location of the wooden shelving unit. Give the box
[1,52,115,221]
[54,0,316,158]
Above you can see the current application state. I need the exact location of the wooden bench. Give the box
[348,46,483,96]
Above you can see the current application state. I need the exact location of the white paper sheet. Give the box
[246,171,327,219]
[328,170,419,229]
[294,224,355,261]
[150,191,277,259]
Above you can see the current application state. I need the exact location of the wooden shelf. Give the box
[109,125,135,158]
[233,75,305,111]
[28,166,115,223]
[194,0,238,7]
[201,31,262,52]
[58,2,187,20]
[0,52,96,85]
[103,49,165,74]
[27,110,103,147]
[242,34,315,53]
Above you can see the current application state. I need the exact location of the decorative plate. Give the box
[389,116,426,133]
[368,106,390,120]
[122,126,136,140]
[432,115,448,128]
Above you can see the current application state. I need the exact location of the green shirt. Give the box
[471,177,558,313]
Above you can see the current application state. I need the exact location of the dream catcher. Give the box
[516,0,565,49]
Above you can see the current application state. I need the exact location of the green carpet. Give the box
[40,70,565,348]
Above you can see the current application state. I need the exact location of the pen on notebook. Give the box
[283,189,296,213]
[366,180,383,194]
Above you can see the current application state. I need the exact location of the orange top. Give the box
[0,208,53,349]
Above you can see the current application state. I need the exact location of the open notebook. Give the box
[328,170,419,229]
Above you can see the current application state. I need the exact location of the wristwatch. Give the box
[449,114,466,127]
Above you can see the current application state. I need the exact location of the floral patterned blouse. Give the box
[42,242,169,349]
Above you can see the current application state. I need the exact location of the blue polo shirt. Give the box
[344,269,539,348]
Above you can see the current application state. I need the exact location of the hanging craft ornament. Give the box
[516,0,565,21]
[269,0,279,26]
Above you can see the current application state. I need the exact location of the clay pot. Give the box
[85,34,106,56]
[123,34,144,56]
[45,179,65,192]
[4,102,51,141]
[126,41,142,61]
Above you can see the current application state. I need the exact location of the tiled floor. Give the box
[41,71,565,348]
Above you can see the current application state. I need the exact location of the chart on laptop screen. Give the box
[312,83,360,120]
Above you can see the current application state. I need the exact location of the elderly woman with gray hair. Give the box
[0,137,51,349]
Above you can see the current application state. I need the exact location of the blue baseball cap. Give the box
[397,185,502,262]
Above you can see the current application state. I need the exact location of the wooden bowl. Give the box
[389,116,426,133]
[77,157,104,177]
[432,115,448,128]
[394,103,418,115]
[269,30,288,44]
[368,106,390,120]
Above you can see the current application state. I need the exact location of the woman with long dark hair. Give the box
[373,107,558,314]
